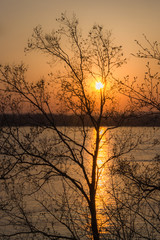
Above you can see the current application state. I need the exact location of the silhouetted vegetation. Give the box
[0,112,160,127]
[0,13,160,240]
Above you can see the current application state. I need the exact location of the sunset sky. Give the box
[0,0,160,81]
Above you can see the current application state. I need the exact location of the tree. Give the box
[0,14,160,240]
[118,34,160,113]
[106,35,160,239]
[0,13,129,240]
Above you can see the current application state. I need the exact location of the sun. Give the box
[95,81,104,90]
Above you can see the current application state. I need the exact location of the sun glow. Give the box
[95,81,104,90]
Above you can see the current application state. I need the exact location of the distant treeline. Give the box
[0,113,160,127]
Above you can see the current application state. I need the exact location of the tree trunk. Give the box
[90,189,100,240]
[90,129,100,240]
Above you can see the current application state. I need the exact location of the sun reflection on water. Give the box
[91,127,114,233]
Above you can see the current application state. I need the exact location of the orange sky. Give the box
[0,0,160,111]
[1,0,160,75]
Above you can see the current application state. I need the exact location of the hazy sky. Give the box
[0,0,160,80]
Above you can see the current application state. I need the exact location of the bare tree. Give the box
[106,36,160,239]
[0,13,128,240]
[117,35,160,113]
[1,14,159,240]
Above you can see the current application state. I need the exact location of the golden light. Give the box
[95,81,104,90]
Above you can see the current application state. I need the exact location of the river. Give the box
[0,126,160,239]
